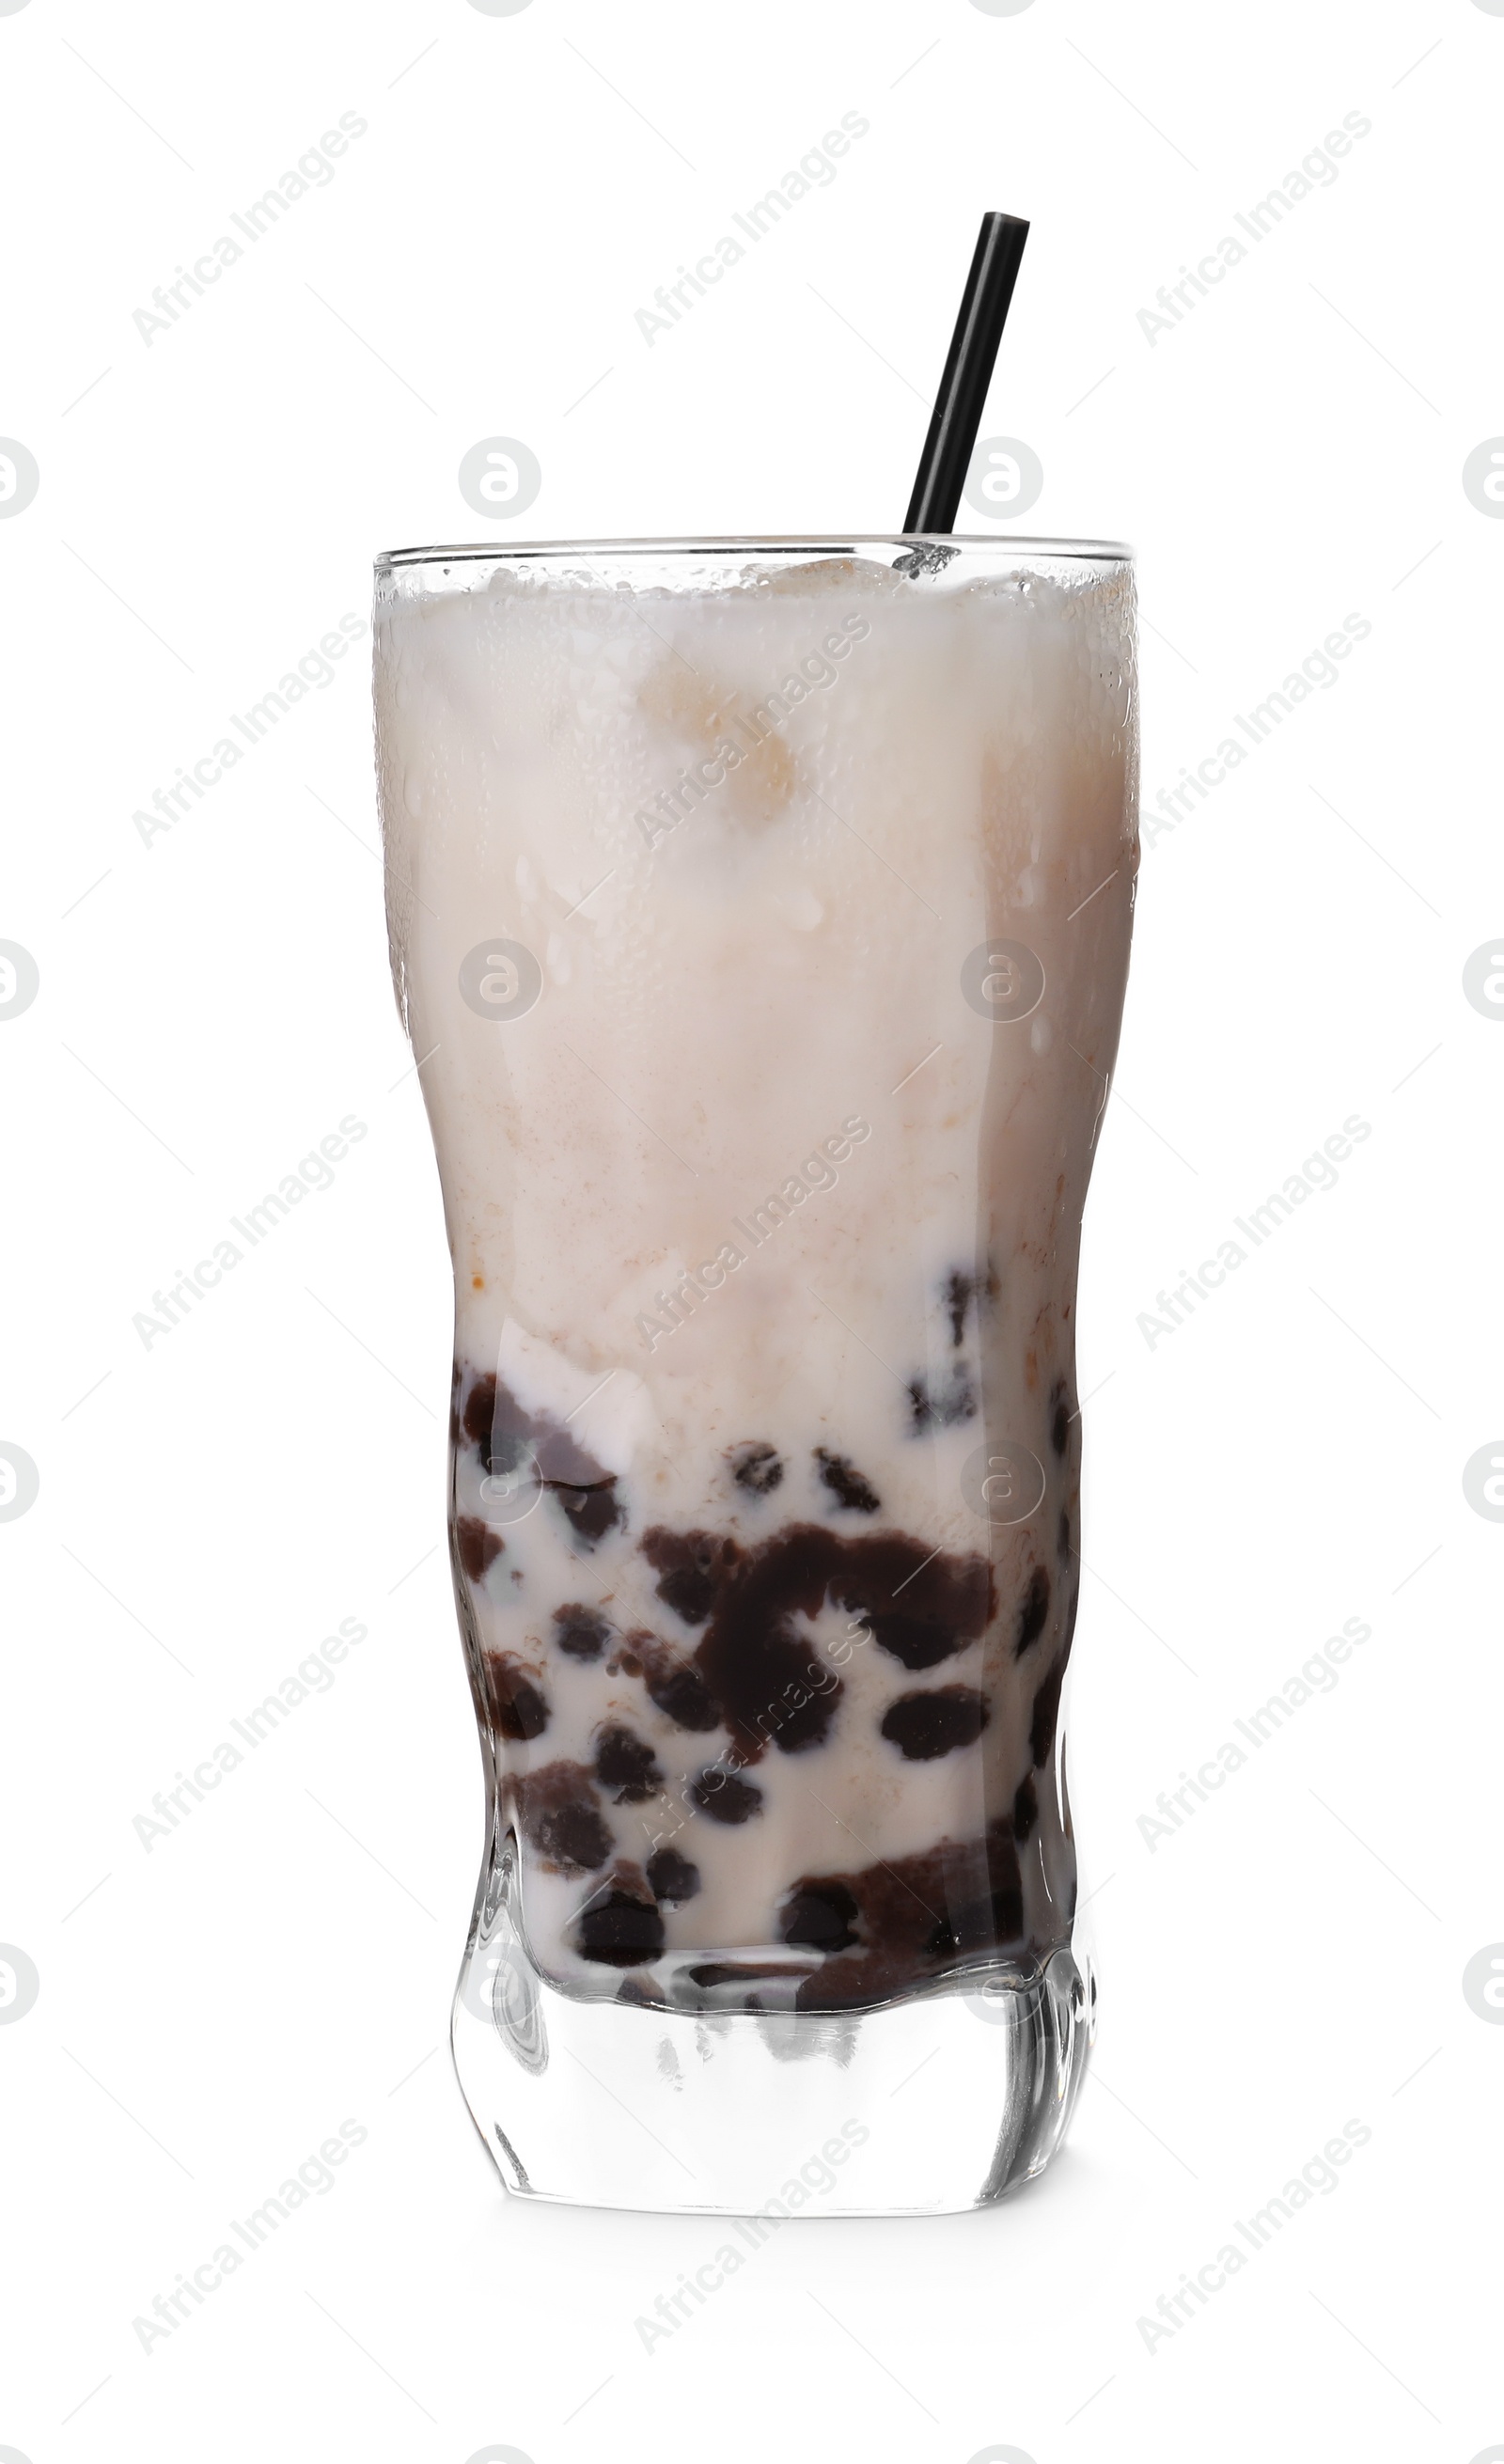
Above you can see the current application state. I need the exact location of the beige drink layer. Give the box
[376,546,1136,2008]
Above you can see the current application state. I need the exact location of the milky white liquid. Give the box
[375,541,1136,2012]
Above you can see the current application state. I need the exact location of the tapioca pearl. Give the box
[688,1768,763,1824]
[550,1478,622,1546]
[636,1638,722,1733]
[462,1372,496,1449]
[860,1609,966,1670]
[1029,1656,1066,1768]
[658,1562,717,1624]
[646,1846,700,1905]
[1058,1506,1073,1561]
[836,1533,995,1668]
[923,1870,1025,1958]
[593,1723,663,1804]
[1049,1378,1072,1457]
[694,1609,842,1758]
[516,1762,613,1873]
[814,1448,882,1514]
[462,1371,534,1477]
[879,1687,990,1761]
[728,1440,783,1496]
[455,1515,504,1582]
[1013,1772,1039,1840]
[534,1799,612,1872]
[574,1888,666,1967]
[905,1366,978,1434]
[641,1527,743,1627]
[554,1602,612,1661]
[483,1652,549,1741]
[944,1268,976,1348]
[1014,1565,1050,1657]
[780,1880,860,1954]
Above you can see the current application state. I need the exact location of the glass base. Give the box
[450,1853,1095,2216]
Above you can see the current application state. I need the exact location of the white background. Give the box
[2,2,1501,2459]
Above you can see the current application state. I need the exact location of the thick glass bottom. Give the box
[450,1847,1095,2216]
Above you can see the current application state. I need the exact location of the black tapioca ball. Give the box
[912,1368,975,1430]
[554,1603,611,1661]
[879,1687,990,1761]
[454,1515,504,1582]
[838,1534,995,1671]
[1014,1566,1051,1658]
[462,1373,534,1478]
[1030,1656,1066,1768]
[593,1724,663,1805]
[815,1448,882,1514]
[646,1846,700,1905]
[641,1528,742,1626]
[924,1875,1024,1959]
[863,1611,962,1671]
[659,1563,717,1624]
[944,1269,975,1348]
[689,1768,763,1825]
[575,1889,666,1967]
[637,1640,722,1733]
[552,1479,622,1546]
[538,1801,611,1871]
[780,1879,860,1955]
[462,1373,497,1449]
[1049,1379,1072,1458]
[1058,1507,1073,1562]
[483,1653,549,1741]
[729,1440,783,1496]
[517,1765,614,1873]
[1013,1772,1039,1841]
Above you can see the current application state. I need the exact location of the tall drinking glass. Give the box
[374,538,1136,2213]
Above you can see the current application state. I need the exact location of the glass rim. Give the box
[375,532,1134,573]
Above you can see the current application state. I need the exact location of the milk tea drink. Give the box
[375,540,1136,2045]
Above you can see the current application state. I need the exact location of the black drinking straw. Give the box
[902,212,1029,535]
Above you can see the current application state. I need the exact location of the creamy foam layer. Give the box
[376,547,1136,2001]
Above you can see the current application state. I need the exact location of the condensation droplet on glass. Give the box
[1030,1013,1052,1055]
[403,769,424,818]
